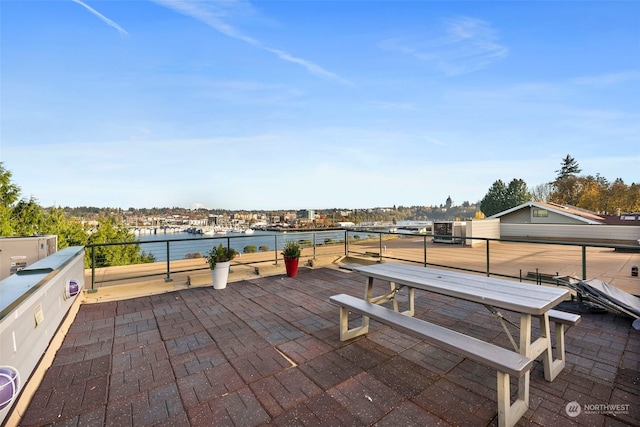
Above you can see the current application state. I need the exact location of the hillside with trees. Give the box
[1,155,638,264]
[479,155,639,217]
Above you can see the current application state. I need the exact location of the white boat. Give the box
[243,228,255,235]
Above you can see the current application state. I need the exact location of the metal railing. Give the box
[346,231,639,282]
[86,230,640,291]
[86,230,351,289]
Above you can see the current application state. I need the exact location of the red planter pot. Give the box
[284,256,299,277]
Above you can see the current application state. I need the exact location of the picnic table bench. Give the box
[330,262,580,427]
[330,294,532,427]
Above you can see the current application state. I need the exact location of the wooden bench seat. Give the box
[329,294,533,427]
[548,309,581,326]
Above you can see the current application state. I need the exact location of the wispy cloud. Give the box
[367,100,417,110]
[150,0,349,84]
[380,16,508,76]
[71,0,128,35]
[571,71,640,87]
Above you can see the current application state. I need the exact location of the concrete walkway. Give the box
[16,267,639,426]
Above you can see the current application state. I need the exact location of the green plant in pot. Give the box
[205,244,238,289]
[281,240,301,277]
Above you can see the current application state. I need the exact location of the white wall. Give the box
[500,224,640,244]
[0,246,84,424]
[465,218,501,247]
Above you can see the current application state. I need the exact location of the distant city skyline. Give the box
[1,1,638,210]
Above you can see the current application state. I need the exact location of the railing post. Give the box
[312,232,317,260]
[275,235,279,265]
[165,241,173,282]
[582,245,587,280]
[379,233,383,262]
[345,230,348,256]
[486,239,490,277]
[423,235,427,267]
[91,245,96,291]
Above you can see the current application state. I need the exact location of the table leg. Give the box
[364,276,374,301]
[536,313,564,381]
[538,313,555,381]
[368,279,397,305]
[390,283,415,316]
[520,313,561,382]
[518,313,531,404]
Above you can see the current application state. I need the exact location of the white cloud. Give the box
[570,71,640,87]
[380,16,508,75]
[71,0,128,35]
[150,0,349,83]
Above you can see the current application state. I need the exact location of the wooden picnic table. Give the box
[344,263,571,391]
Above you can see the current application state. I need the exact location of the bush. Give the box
[185,252,203,259]
[205,244,238,269]
[243,245,257,253]
[282,240,301,258]
[259,245,270,252]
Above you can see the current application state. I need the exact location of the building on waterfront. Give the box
[489,201,640,245]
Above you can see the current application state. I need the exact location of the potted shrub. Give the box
[205,243,238,289]
[281,240,301,277]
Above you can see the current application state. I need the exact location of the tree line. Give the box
[479,155,639,217]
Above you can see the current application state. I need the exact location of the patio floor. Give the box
[17,267,640,426]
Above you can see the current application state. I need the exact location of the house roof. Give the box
[488,201,605,225]
[601,213,640,225]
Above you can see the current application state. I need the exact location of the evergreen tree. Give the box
[0,162,20,208]
[480,180,507,217]
[0,205,13,236]
[480,179,532,217]
[42,206,88,249]
[506,179,532,208]
[86,216,155,268]
[550,155,582,206]
[11,197,45,236]
[554,154,582,181]
[1,163,20,235]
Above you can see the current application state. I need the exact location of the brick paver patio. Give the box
[18,268,640,426]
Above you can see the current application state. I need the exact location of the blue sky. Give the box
[1,1,639,210]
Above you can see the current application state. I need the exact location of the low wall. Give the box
[465,219,501,247]
[0,246,85,425]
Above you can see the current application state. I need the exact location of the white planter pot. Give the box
[211,261,231,289]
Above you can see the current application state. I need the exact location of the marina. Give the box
[133,229,374,263]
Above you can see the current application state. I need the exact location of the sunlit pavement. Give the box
[17,267,640,426]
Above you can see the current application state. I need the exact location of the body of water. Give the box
[135,229,363,262]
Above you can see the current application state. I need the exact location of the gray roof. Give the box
[488,201,605,225]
